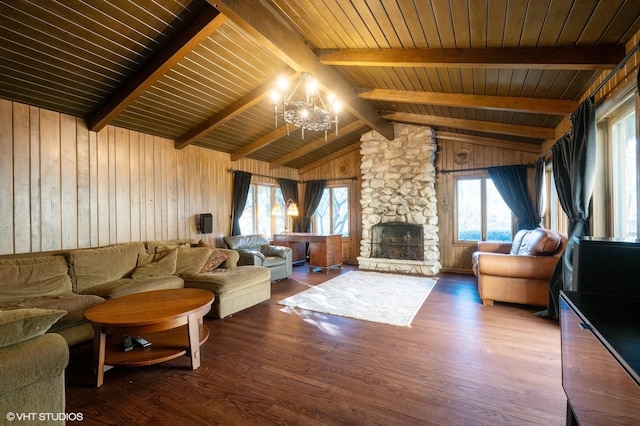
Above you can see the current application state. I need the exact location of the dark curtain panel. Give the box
[487,165,539,231]
[301,180,326,232]
[230,170,252,236]
[277,178,300,232]
[535,158,546,221]
[539,96,597,319]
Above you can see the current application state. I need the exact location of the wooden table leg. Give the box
[187,313,201,370]
[93,328,106,387]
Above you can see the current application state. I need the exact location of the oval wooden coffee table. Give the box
[85,288,214,387]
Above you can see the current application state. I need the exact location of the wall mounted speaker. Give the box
[199,213,213,234]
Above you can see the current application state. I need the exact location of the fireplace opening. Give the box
[370,222,424,261]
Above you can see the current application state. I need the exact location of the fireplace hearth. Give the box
[371,222,424,261]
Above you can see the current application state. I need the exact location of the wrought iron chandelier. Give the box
[270,72,341,140]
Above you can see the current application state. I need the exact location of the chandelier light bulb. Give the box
[306,79,318,96]
[333,101,342,113]
[270,90,280,104]
[276,76,289,91]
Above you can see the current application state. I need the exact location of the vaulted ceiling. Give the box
[1,0,639,170]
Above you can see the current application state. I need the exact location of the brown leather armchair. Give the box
[472,228,567,306]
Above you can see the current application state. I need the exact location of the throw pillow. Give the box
[172,246,212,276]
[132,248,178,279]
[197,239,229,271]
[201,248,228,272]
[0,308,66,348]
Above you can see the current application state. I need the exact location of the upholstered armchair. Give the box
[223,235,292,281]
[472,228,567,306]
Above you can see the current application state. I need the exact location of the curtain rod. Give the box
[590,41,640,99]
[490,44,639,165]
[228,168,357,183]
[439,163,536,175]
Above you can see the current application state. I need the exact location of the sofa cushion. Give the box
[146,239,195,255]
[509,229,530,255]
[0,256,72,302]
[262,256,287,268]
[68,242,146,293]
[164,246,212,276]
[1,293,105,330]
[183,265,271,294]
[79,276,184,299]
[0,308,66,348]
[517,228,562,256]
[132,248,178,278]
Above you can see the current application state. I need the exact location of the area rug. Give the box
[277,270,437,327]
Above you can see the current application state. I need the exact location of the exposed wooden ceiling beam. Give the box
[319,46,626,70]
[383,112,555,140]
[298,142,362,175]
[88,7,225,132]
[358,89,578,115]
[230,125,291,161]
[269,120,366,169]
[175,70,298,149]
[210,0,393,146]
[436,131,541,153]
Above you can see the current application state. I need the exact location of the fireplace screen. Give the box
[370,222,424,261]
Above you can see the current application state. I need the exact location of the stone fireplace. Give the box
[357,123,441,276]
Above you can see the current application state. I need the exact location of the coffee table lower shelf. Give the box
[103,325,209,367]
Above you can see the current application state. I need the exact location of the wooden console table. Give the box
[273,233,342,273]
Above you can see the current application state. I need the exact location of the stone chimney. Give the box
[357,122,441,276]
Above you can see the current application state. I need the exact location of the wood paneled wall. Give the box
[0,99,297,255]
[435,139,541,273]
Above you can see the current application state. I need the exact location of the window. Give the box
[313,186,349,237]
[543,165,568,235]
[238,184,283,238]
[456,177,513,241]
[611,106,637,239]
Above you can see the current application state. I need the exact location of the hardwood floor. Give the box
[65,266,566,425]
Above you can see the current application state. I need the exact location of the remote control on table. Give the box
[133,336,151,348]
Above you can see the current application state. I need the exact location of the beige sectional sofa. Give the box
[0,239,272,347]
[0,239,271,420]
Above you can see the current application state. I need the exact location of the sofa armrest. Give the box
[260,244,291,259]
[0,333,68,395]
[216,249,238,269]
[235,249,266,266]
[475,252,560,280]
[477,241,512,254]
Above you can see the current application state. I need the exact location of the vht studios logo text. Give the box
[5,412,83,422]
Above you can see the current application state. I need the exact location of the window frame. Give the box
[608,99,637,239]
[454,175,515,242]
[595,83,639,239]
[311,185,350,237]
[238,183,283,238]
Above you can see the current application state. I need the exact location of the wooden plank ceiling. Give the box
[0,0,639,170]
